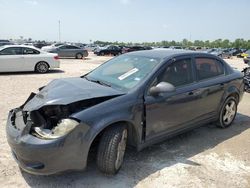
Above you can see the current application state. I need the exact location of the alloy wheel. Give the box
[115,129,127,170]
[222,100,236,125]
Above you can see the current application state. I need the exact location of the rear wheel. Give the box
[35,62,49,73]
[216,97,237,128]
[96,125,127,175]
[76,53,83,59]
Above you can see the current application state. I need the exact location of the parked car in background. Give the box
[41,43,65,52]
[0,45,60,73]
[94,45,122,56]
[33,42,50,49]
[73,43,87,49]
[210,49,232,59]
[240,49,250,58]
[228,48,243,56]
[22,43,34,46]
[0,41,15,46]
[169,46,183,49]
[122,46,152,54]
[6,50,244,176]
[85,44,99,51]
[45,44,88,59]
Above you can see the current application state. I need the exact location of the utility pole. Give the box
[58,20,61,42]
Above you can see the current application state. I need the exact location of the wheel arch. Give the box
[87,120,139,165]
[216,85,240,117]
[225,85,240,104]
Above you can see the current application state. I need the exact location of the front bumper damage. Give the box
[6,108,90,175]
[6,77,124,175]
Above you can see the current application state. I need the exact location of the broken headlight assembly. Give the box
[33,118,79,139]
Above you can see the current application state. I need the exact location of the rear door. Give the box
[22,47,41,70]
[0,47,24,72]
[193,56,226,116]
[66,45,81,57]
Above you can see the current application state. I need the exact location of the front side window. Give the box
[0,47,23,55]
[86,55,161,90]
[152,58,194,88]
[195,58,224,80]
[23,48,40,55]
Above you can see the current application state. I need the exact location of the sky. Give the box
[0,0,250,43]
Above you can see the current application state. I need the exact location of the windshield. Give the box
[85,55,161,91]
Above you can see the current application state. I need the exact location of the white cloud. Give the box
[25,0,38,6]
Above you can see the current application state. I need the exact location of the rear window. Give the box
[195,58,224,80]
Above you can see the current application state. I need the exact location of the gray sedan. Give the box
[6,50,244,175]
[47,45,88,59]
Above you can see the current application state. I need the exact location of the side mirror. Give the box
[149,82,176,96]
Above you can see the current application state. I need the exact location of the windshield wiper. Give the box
[84,76,111,87]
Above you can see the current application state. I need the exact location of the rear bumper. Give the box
[6,108,89,175]
[50,60,60,69]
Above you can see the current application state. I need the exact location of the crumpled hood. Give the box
[23,77,125,111]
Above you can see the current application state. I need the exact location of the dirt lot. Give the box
[0,53,250,188]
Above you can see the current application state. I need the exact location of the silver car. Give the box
[46,45,88,59]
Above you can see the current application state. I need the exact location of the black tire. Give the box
[35,61,49,73]
[100,52,105,56]
[96,125,127,175]
[216,96,238,128]
[76,53,83,59]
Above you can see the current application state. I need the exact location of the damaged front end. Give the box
[18,94,119,140]
[6,77,125,175]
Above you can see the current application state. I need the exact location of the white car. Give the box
[0,45,60,73]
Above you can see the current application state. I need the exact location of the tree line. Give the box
[94,38,250,49]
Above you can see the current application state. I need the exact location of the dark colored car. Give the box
[95,45,122,56]
[122,46,152,54]
[6,50,244,175]
[33,42,50,49]
[0,41,14,46]
[210,49,232,59]
[47,45,88,59]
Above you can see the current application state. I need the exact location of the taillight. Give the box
[54,55,59,60]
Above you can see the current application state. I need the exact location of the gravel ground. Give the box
[0,53,249,188]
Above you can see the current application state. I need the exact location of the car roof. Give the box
[57,44,79,48]
[127,49,199,59]
[0,45,41,51]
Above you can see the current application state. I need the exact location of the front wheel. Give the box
[96,125,127,175]
[216,97,238,128]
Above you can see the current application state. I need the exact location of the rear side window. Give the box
[195,58,224,80]
[23,48,40,55]
[0,47,23,55]
[154,58,194,87]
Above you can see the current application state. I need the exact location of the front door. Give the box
[144,57,203,141]
[0,47,24,72]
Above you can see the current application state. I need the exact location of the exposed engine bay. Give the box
[25,96,119,139]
